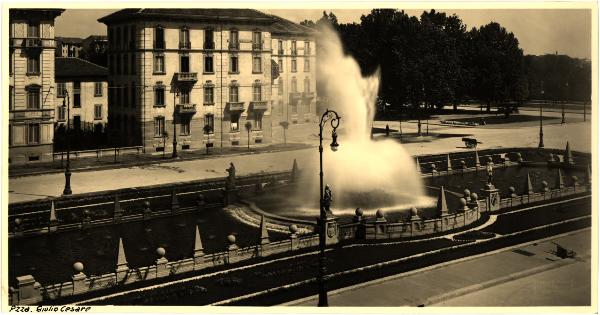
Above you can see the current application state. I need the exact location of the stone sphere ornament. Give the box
[355,208,364,217]
[73,262,84,273]
[289,224,298,234]
[156,247,166,257]
[471,193,478,200]
[14,218,22,225]
[410,206,419,216]
[376,209,385,218]
[459,198,467,206]
[227,234,236,244]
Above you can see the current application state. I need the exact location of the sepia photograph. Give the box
[2,1,596,311]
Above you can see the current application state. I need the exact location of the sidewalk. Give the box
[289,228,591,306]
[8,119,591,204]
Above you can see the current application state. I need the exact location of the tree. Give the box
[244,121,253,150]
[279,121,290,145]
[300,19,315,28]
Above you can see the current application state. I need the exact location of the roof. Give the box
[269,15,317,36]
[83,35,108,42]
[98,8,274,24]
[55,57,107,79]
[56,37,83,44]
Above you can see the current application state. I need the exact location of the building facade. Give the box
[9,9,64,164]
[54,57,108,133]
[99,9,316,153]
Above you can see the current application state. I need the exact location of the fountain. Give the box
[268,26,434,218]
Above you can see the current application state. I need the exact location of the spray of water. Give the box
[291,26,432,217]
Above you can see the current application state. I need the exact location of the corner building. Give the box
[9,9,64,164]
[98,9,317,153]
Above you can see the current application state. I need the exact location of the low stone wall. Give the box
[9,231,319,305]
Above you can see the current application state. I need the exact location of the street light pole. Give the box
[172,89,179,158]
[539,84,545,149]
[62,91,72,195]
[317,109,341,307]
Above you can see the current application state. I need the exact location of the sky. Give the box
[54,8,591,59]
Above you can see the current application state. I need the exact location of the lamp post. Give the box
[539,82,545,148]
[317,109,341,307]
[62,91,72,195]
[172,89,179,158]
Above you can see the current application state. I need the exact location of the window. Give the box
[180,89,190,104]
[230,113,240,131]
[27,55,40,74]
[229,83,239,103]
[278,40,283,55]
[122,54,127,75]
[278,58,283,72]
[252,31,262,50]
[26,87,40,109]
[278,100,284,114]
[94,82,103,96]
[154,26,165,49]
[291,58,297,72]
[305,41,310,55]
[131,81,136,107]
[154,117,165,137]
[304,77,310,93]
[27,124,40,144]
[180,28,190,49]
[27,22,39,38]
[130,54,136,74]
[57,105,66,121]
[154,54,165,73]
[252,55,262,73]
[155,85,165,106]
[181,120,190,135]
[204,82,214,105]
[204,29,214,49]
[73,82,81,108]
[229,30,239,49]
[73,115,81,131]
[9,86,14,110]
[204,114,214,133]
[180,54,190,72]
[253,81,262,102]
[94,104,102,120]
[204,55,214,73]
[57,82,67,98]
[278,78,283,95]
[130,25,136,49]
[291,41,297,55]
[230,55,238,73]
[291,77,297,92]
[304,58,310,72]
[116,54,121,75]
[255,112,263,130]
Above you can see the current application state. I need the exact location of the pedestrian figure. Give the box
[323,184,333,212]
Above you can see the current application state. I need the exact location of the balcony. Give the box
[10,108,54,121]
[204,41,215,50]
[226,102,245,112]
[175,103,197,115]
[179,42,191,50]
[250,101,269,111]
[289,92,302,102]
[252,42,262,51]
[24,38,42,51]
[174,72,198,84]
[229,42,239,50]
[277,49,284,55]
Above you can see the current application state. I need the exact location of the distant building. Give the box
[82,35,108,55]
[9,8,65,164]
[56,36,83,57]
[98,9,317,153]
[54,57,108,133]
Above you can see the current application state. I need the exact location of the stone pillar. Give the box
[458,198,469,212]
[48,201,58,233]
[155,247,169,278]
[289,225,299,250]
[317,212,339,246]
[15,275,42,305]
[143,201,152,220]
[409,207,421,236]
[374,209,387,238]
[525,172,534,195]
[258,215,270,247]
[171,188,179,214]
[480,183,500,212]
[446,154,452,172]
[436,186,449,217]
[116,238,129,282]
[113,192,123,222]
[13,218,24,237]
[72,262,87,295]
[226,235,239,264]
[291,159,299,182]
[196,193,205,211]
[475,149,481,168]
[193,225,205,268]
[565,141,574,165]
[556,169,565,190]
[469,193,479,210]
[353,208,364,223]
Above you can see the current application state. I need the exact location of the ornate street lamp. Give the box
[62,91,72,195]
[172,89,179,158]
[317,109,341,307]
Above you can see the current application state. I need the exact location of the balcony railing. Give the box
[302,92,315,99]
[252,42,262,51]
[204,41,215,50]
[175,104,197,115]
[25,38,42,49]
[174,72,198,83]
[277,49,284,55]
[153,40,165,50]
[289,92,302,101]
[250,101,268,110]
[179,42,191,50]
[226,102,245,112]
[229,42,239,50]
